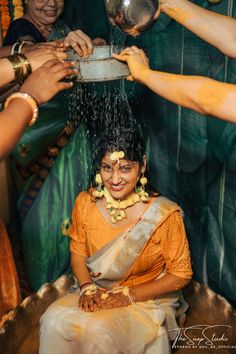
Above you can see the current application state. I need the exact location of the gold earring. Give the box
[136,173,149,201]
[92,173,104,198]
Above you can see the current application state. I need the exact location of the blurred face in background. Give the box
[26,0,64,26]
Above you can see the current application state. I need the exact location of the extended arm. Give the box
[160,0,236,58]
[0,60,74,160]
[114,47,236,124]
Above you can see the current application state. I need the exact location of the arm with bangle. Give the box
[71,253,104,312]
[0,56,75,160]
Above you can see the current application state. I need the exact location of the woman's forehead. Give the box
[101,154,138,165]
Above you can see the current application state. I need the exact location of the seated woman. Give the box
[39,123,192,353]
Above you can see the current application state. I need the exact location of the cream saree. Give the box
[39,197,183,354]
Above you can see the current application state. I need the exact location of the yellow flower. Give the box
[111,216,117,223]
[92,189,104,198]
[140,176,147,186]
[110,150,125,161]
[95,173,102,184]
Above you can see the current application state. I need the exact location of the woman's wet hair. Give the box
[96,127,145,165]
[93,124,146,168]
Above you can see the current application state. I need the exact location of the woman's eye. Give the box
[101,165,111,171]
[120,166,131,172]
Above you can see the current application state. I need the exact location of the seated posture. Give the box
[39,124,192,353]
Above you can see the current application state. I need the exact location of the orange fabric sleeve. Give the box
[160,211,193,280]
[68,192,89,257]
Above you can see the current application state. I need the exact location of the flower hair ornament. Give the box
[110,150,125,163]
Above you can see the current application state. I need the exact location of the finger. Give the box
[70,41,83,57]
[71,37,90,57]
[93,294,102,308]
[56,81,74,91]
[45,61,74,73]
[87,297,94,312]
[117,47,132,55]
[54,67,76,81]
[77,32,93,53]
[55,51,68,59]
[41,59,62,69]
[84,300,89,312]
[112,53,129,62]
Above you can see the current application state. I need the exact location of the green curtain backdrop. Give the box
[62,0,236,306]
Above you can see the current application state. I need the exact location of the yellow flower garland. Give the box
[13,0,24,20]
[0,0,24,39]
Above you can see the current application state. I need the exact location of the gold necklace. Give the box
[103,187,142,224]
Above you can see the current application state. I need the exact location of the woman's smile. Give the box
[109,183,126,192]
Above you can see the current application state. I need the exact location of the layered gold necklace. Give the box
[103,187,142,223]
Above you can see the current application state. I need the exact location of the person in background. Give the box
[3,0,105,56]
[0,48,75,318]
[1,0,97,291]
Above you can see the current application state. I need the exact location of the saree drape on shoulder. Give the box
[39,194,192,354]
[4,19,91,290]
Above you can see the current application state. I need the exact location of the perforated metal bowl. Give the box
[67,46,130,82]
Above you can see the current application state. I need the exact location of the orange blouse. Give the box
[69,192,192,288]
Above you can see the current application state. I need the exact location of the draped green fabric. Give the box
[10,19,91,290]
[62,0,236,305]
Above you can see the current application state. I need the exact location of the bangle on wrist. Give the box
[4,92,39,126]
[80,284,98,297]
[109,286,136,304]
[11,40,27,55]
[80,281,93,289]
[7,54,32,83]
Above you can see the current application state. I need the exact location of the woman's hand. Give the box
[63,30,93,57]
[23,42,68,72]
[113,46,150,83]
[79,288,106,312]
[20,59,75,105]
[99,292,131,310]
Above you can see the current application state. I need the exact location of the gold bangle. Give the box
[7,54,25,83]
[7,54,32,83]
[18,53,32,79]
[4,92,39,126]
[11,40,27,55]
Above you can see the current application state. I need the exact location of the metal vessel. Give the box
[68,46,130,82]
[105,0,159,35]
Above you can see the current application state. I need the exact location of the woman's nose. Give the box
[110,171,122,184]
[47,0,57,7]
